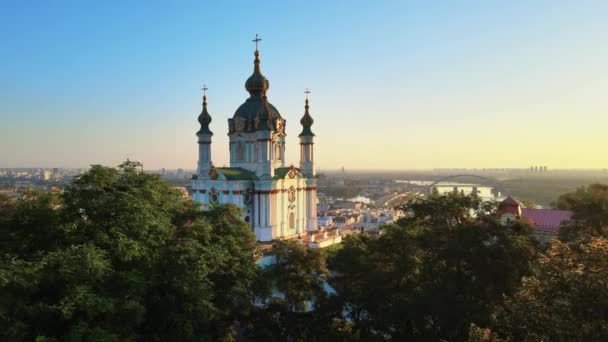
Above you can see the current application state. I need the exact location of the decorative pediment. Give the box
[208,166,218,180]
[273,166,305,179]
[288,164,298,179]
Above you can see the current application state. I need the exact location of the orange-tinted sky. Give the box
[1,1,607,169]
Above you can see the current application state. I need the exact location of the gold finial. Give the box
[252,34,262,51]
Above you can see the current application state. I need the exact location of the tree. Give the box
[330,194,536,341]
[520,199,536,209]
[245,240,350,341]
[496,238,608,341]
[0,161,259,341]
[396,192,498,229]
[555,184,608,243]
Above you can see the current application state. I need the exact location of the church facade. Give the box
[191,39,318,242]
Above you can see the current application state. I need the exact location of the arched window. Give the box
[236,143,245,161]
[275,143,282,160]
[289,212,295,229]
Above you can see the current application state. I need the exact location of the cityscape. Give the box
[2,1,608,341]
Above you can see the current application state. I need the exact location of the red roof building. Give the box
[498,197,572,241]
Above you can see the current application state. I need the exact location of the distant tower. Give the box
[196,84,213,175]
[299,88,315,177]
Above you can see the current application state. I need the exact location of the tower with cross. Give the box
[252,34,262,50]
[191,36,318,242]
[196,84,213,174]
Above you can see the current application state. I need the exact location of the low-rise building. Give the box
[498,196,572,243]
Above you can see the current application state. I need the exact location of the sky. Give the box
[1,1,607,170]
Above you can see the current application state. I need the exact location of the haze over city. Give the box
[1,1,607,169]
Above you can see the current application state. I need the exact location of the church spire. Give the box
[299,88,315,137]
[245,34,269,96]
[197,84,213,135]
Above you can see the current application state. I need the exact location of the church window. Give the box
[289,212,295,229]
[236,143,245,161]
[275,143,281,160]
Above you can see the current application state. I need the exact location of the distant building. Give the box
[498,196,572,243]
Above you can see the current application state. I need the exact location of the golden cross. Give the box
[304,88,311,100]
[252,34,262,50]
[202,84,208,97]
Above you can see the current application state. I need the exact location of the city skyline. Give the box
[2,1,607,169]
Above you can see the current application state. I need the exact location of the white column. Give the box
[299,136,314,177]
[256,193,261,227]
[260,194,268,227]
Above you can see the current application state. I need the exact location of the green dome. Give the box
[231,48,283,133]
[245,50,269,96]
[197,95,213,135]
[299,98,315,137]
[234,96,281,121]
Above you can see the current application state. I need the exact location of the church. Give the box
[191,36,318,242]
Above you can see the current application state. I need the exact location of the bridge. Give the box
[427,174,497,188]
[424,174,499,196]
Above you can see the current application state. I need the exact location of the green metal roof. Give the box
[274,167,302,179]
[216,167,258,181]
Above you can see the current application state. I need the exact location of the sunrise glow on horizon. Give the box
[1,1,607,170]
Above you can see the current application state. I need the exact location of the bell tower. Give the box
[299,89,315,177]
[196,84,213,175]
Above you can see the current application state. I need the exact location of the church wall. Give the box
[192,179,254,222]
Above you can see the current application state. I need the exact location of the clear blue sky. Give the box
[1,1,607,169]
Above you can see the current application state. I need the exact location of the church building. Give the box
[191,36,318,242]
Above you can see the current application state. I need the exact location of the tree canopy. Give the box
[0,161,258,341]
[330,193,536,340]
[3,166,608,341]
[555,183,608,243]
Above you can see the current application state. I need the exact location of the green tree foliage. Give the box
[555,183,608,242]
[496,238,608,341]
[396,192,498,229]
[0,161,258,341]
[4,170,608,341]
[244,240,351,341]
[331,193,536,340]
[264,240,328,311]
[520,199,536,209]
